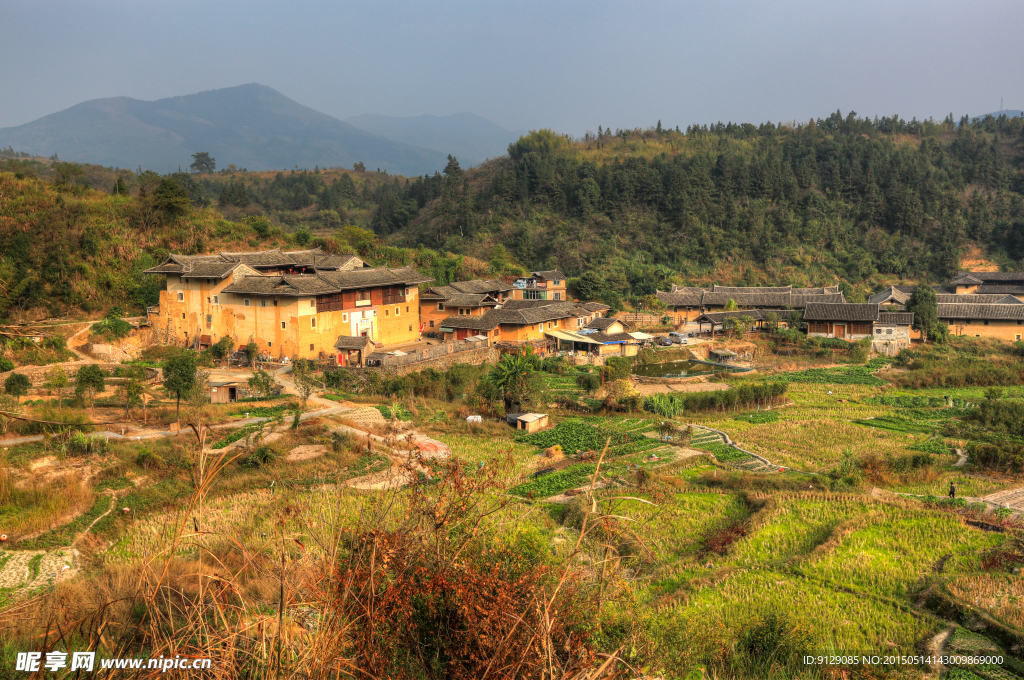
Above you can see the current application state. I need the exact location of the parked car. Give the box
[656,336,673,346]
[668,332,687,344]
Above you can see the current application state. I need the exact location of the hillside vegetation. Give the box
[384,112,1024,304]
[0,166,521,322]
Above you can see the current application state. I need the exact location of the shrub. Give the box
[91,314,133,340]
[643,382,787,416]
[601,356,632,382]
[575,373,601,394]
[4,372,30,396]
[242,445,276,469]
[968,442,1024,473]
[0,357,13,372]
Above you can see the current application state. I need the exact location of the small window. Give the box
[984,321,990,326]
[311,300,316,308]
[281,321,286,329]
[406,288,411,296]
[1017,334,1022,341]
[261,299,267,307]
[438,303,445,311]
[181,313,186,319]
[177,292,184,302]
[206,297,211,303]
[206,315,212,324]
[429,320,434,327]
[213,295,219,304]
[385,309,389,317]
[310,343,315,351]
[409,325,412,331]
[343,313,348,322]
[886,328,892,335]
[244,299,250,307]
[311,318,316,328]
[395,307,400,316]
[406,306,410,313]
[268,341,273,347]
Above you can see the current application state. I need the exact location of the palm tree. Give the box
[484,352,535,414]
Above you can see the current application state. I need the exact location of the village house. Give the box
[436,299,609,347]
[950,271,1024,296]
[418,278,512,331]
[510,270,567,301]
[145,247,433,361]
[939,303,1024,341]
[803,302,914,354]
[656,284,844,320]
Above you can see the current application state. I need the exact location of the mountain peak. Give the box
[0,85,448,175]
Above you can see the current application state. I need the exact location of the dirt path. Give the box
[67,323,96,362]
[72,493,116,546]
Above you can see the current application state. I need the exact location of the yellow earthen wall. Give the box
[153,276,422,359]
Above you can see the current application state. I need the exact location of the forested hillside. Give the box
[0,164,516,322]
[384,112,1024,304]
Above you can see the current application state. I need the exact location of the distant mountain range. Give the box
[0,84,453,176]
[972,109,1023,121]
[345,113,525,168]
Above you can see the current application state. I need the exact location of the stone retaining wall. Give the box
[0,362,160,387]
[384,345,499,375]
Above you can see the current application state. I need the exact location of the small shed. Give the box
[334,335,371,367]
[708,348,737,363]
[512,413,549,433]
[210,381,241,404]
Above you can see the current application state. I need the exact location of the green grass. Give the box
[509,464,597,498]
[376,404,413,420]
[18,495,110,550]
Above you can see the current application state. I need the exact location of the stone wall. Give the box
[384,345,499,376]
[0,361,160,387]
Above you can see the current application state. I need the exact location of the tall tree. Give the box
[907,284,939,342]
[164,350,197,420]
[190,152,216,174]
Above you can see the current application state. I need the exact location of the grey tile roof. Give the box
[701,291,792,307]
[791,293,846,308]
[878,312,914,325]
[317,266,434,289]
[713,285,792,294]
[580,302,611,312]
[585,317,624,330]
[531,270,566,280]
[438,314,501,331]
[938,303,1024,321]
[221,266,433,297]
[657,288,707,307]
[694,310,766,324]
[803,303,880,322]
[974,285,1024,295]
[792,285,842,294]
[444,294,498,307]
[145,247,367,276]
[951,271,1024,285]
[334,335,371,350]
[312,254,365,270]
[588,331,636,343]
[936,294,1024,305]
[179,262,245,279]
[448,278,513,294]
[868,287,912,305]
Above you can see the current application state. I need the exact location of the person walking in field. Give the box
[949,482,957,499]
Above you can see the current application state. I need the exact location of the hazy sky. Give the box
[2,0,1021,133]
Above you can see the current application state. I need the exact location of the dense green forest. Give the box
[0,163,516,321]
[385,112,1024,302]
[3,111,1023,317]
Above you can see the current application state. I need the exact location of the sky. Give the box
[1,0,1022,134]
